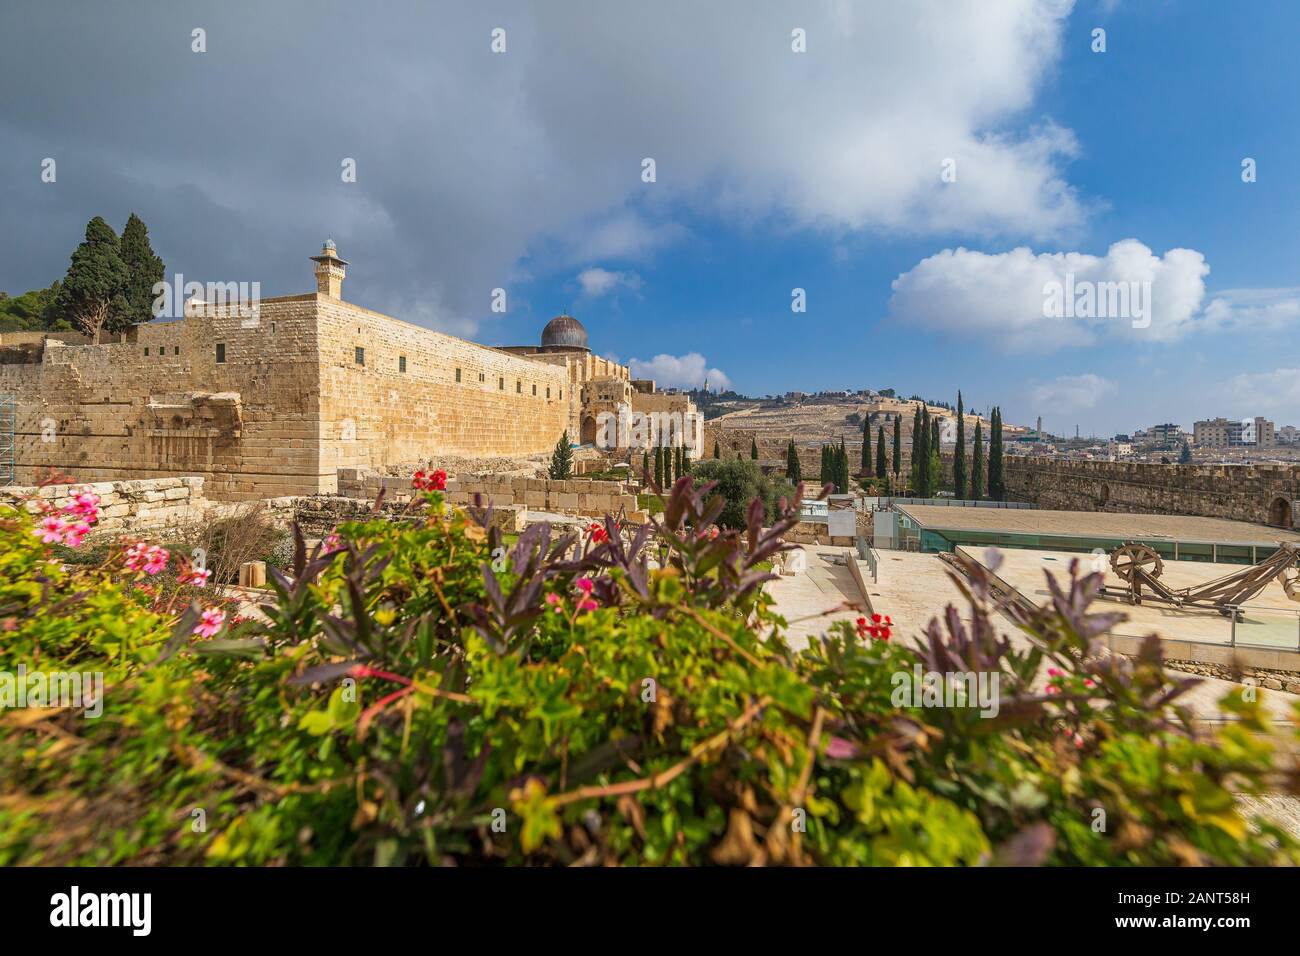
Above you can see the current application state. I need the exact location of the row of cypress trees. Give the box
[948,393,1004,501]
[644,443,691,486]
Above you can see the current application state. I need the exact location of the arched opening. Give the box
[580,415,597,446]
[1268,496,1292,529]
[1098,483,1110,507]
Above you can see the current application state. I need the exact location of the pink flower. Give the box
[193,608,225,638]
[125,542,170,575]
[34,515,68,544]
[545,593,563,613]
[577,598,599,613]
[65,489,101,522]
[575,577,594,595]
[180,567,212,587]
[323,532,342,553]
[61,520,91,548]
[824,736,860,759]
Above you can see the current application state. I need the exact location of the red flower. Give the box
[413,468,447,491]
[856,613,892,641]
[587,522,609,543]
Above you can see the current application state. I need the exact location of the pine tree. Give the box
[548,431,574,479]
[58,216,128,344]
[953,391,966,499]
[1178,441,1192,464]
[118,213,165,328]
[875,426,887,479]
[971,420,985,500]
[989,407,1005,501]
[860,415,871,475]
[892,415,901,479]
[751,436,759,460]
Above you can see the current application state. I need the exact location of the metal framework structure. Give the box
[0,394,15,487]
[1104,540,1300,613]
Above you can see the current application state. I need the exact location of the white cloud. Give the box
[577,267,642,299]
[628,353,732,391]
[1201,287,1300,332]
[888,239,1211,351]
[1027,373,1115,412]
[1216,369,1300,419]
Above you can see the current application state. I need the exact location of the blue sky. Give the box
[2,0,1296,436]
[513,0,1300,435]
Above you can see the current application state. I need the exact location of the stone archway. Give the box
[1098,483,1110,507]
[580,415,597,446]
[1268,496,1292,529]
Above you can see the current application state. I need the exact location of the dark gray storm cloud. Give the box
[0,0,1079,336]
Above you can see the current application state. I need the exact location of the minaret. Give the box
[310,239,348,298]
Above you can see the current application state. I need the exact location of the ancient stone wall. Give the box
[1,294,576,501]
[333,467,637,518]
[1001,456,1300,527]
[1,476,211,535]
[312,298,569,486]
[0,300,323,500]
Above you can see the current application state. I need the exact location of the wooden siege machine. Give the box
[1103,541,1300,614]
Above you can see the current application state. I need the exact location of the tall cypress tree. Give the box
[118,212,164,328]
[892,415,901,479]
[57,216,128,344]
[929,416,941,496]
[681,446,690,475]
[971,420,985,500]
[837,438,848,493]
[751,436,759,460]
[642,450,649,481]
[860,416,871,475]
[875,426,887,479]
[989,407,1005,501]
[820,444,830,483]
[953,391,967,499]
[713,440,721,459]
[786,439,801,483]
[912,407,930,497]
[910,405,922,473]
[654,445,664,487]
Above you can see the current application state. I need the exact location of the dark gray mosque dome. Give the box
[540,313,589,351]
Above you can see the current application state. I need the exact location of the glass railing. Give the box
[1230,605,1300,650]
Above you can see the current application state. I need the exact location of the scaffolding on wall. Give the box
[0,394,15,487]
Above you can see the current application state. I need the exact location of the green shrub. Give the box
[686,457,783,530]
[1,481,1297,866]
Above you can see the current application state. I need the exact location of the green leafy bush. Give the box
[1,478,1297,866]
[684,458,786,530]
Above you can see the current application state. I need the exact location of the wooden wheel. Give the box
[1280,568,1300,602]
[1110,543,1163,583]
